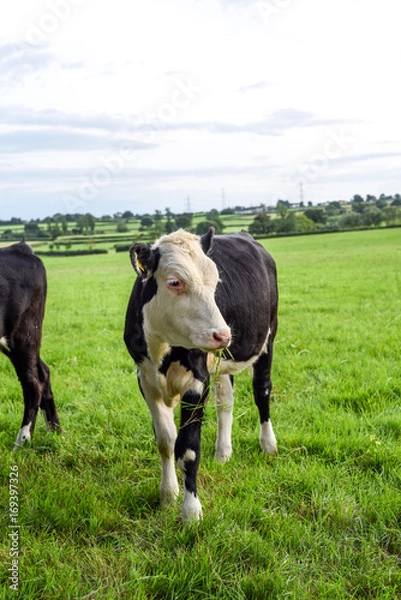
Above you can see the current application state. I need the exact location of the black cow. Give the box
[124,229,278,522]
[0,242,59,447]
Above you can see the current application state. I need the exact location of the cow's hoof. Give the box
[182,492,203,524]
[259,420,277,455]
[14,424,32,449]
[215,445,232,462]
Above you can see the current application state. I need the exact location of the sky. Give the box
[1,0,400,220]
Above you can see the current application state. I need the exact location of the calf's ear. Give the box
[199,227,215,254]
[130,243,156,279]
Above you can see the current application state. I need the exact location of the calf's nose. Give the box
[212,329,232,349]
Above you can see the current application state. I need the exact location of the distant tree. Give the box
[296,214,315,232]
[206,209,224,232]
[116,222,129,232]
[149,220,165,241]
[165,220,175,234]
[391,195,401,206]
[382,206,400,225]
[361,207,382,227]
[154,210,163,222]
[275,212,298,233]
[87,213,96,234]
[140,216,153,229]
[196,221,214,235]
[249,213,275,236]
[340,212,362,228]
[76,213,96,234]
[351,195,365,213]
[325,201,342,216]
[47,219,61,240]
[276,200,289,219]
[1,229,14,240]
[175,214,192,229]
[366,194,377,203]
[24,222,41,236]
[304,208,327,224]
[375,198,387,209]
[122,211,134,220]
[164,207,174,233]
[60,215,68,234]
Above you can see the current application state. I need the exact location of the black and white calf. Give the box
[0,242,59,448]
[124,228,278,522]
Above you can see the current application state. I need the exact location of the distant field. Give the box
[0,213,261,251]
[1,228,400,599]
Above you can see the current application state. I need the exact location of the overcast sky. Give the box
[1,0,400,219]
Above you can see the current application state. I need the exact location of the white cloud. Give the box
[0,0,400,219]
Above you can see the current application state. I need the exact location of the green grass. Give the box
[1,228,401,599]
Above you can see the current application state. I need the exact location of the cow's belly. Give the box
[219,354,259,375]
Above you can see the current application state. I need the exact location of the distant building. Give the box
[234,205,275,215]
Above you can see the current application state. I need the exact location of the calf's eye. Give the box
[166,278,184,291]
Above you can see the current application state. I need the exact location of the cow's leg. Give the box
[252,344,277,455]
[38,359,60,432]
[214,374,234,462]
[138,365,179,507]
[11,351,42,448]
[176,378,208,523]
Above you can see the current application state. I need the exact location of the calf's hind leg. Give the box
[252,348,277,455]
[12,350,42,448]
[214,374,234,462]
[38,358,60,432]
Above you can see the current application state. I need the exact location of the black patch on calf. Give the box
[159,348,208,383]
[124,271,159,363]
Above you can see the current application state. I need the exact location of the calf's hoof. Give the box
[182,491,203,524]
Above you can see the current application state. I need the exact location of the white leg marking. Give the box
[14,422,32,449]
[138,361,179,506]
[260,420,277,455]
[153,405,179,506]
[214,374,234,462]
[177,449,197,472]
[0,336,10,352]
[182,490,203,523]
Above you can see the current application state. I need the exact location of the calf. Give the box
[0,242,59,448]
[124,228,278,522]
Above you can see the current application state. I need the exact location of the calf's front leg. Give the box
[175,384,208,523]
[138,364,179,506]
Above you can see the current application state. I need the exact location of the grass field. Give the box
[1,228,400,599]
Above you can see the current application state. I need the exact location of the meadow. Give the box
[1,228,400,599]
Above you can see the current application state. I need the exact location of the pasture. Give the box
[1,228,400,599]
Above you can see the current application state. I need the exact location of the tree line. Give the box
[1,194,401,242]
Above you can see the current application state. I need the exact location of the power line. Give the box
[184,195,192,213]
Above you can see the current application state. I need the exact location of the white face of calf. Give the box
[132,230,231,355]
